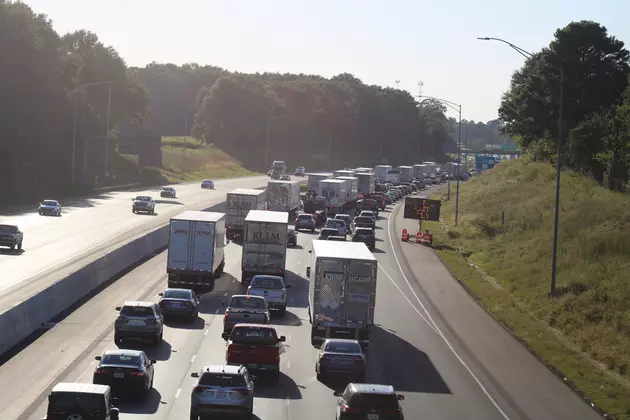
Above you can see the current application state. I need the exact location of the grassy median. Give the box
[431,158,630,419]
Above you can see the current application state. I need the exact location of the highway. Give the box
[0,189,603,420]
[0,176,267,302]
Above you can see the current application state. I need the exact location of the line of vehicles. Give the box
[38,163,450,420]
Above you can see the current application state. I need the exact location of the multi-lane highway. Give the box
[0,176,267,304]
[0,189,602,420]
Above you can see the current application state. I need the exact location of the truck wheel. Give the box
[311,228,315,233]
[189,409,198,420]
[279,305,286,317]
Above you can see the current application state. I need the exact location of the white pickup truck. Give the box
[247,275,291,316]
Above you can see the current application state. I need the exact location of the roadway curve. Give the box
[0,176,268,305]
[0,189,602,420]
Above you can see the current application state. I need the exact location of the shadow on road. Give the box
[197,278,245,315]
[369,326,451,394]
[254,372,302,400]
[164,316,205,330]
[119,340,172,362]
[116,388,162,414]
[271,309,302,327]
[285,270,309,308]
[0,248,24,256]
[154,199,184,205]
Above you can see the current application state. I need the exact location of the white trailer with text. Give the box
[225,188,266,239]
[241,210,289,284]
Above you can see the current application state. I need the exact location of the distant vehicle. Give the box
[352,227,375,251]
[326,235,347,242]
[226,189,266,240]
[324,218,348,237]
[39,199,61,216]
[93,349,156,396]
[160,186,177,198]
[43,383,120,420]
[287,228,298,247]
[222,295,270,334]
[222,324,286,384]
[0,224,23,251]
[158,288,200,322]
[353,216,374,231]
[316,338,366,382]
[190,365,255,420]
[318,227,338,240]
[114,301,164,346]
[247,274,291,315]
[271,160,287,178]
[280,174,291,181]
[333,383,405,420]
[267,170,273,177]
[357,198,379,216]
[132,196,155,214]
[294,166,306,176]
[201,179,215,189]
[294,213,316,232]
[333,214,352,233]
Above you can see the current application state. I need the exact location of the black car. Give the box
[334,383,405,420]
[44,383,120,420]
[352,228,375,251]
[158,288,199,321]
[287,229,298,247]
[93,349,156,396]
[353,216,375,231]
[319,228,338,240]
[357,199,379,216]
[316,338,366,382]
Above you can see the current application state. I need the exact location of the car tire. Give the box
[311,228,315,233]
[10,243,15,251]
[191,312,198,323]
[18,241,22,251]
[132,209,136,214]
[190,409,198,420]
[279,305,286,317]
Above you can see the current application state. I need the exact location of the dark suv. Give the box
[43,382,120,420]
[333,383,405,420]
[352,227,375,251]
[114,301,164,346]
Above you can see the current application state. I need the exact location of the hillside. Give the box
[432,158,630,418]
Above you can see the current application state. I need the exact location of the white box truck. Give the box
[225,188,266,240]
[422,161,437,175]
[167,210,226,292]
[306,240,378,349]
[336,176,359,203]
[397,166,414,182]
[267,180,301,216]
[241,210,289,284]
[307,172,333,191]
[318,179,348,214]
[385,170,401,183]
[334,169,356,177]
[356,173,375,195]
[413,164,428,179]
[374,165,392,181]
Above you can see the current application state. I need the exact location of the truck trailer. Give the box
[333,169,356,178]
[267,179,301,216]
[336,176,359,205]
[397,166,414,182]
[374,165,392,181]
[306,240,378,349]
[385,170,401,183]
[422,161,437,175]
[167,210,226,292]
[413,164,428,179]
[225,188,266,239]
[356,173,375,195]
[307,172,333,191]
[318,178,348,215]
[241,210,289,284]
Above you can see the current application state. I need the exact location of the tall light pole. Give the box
[478,36,564,296]
[419,94,463,225]
[264,110,289,172]
[395,80,400,89]
[71,81,113,188]
[182,104,197,179]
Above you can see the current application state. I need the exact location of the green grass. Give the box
[116,136,257,185]
[430,158,630,419]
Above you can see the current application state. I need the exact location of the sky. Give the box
[22,0,630,122]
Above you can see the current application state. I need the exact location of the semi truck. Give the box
[422,161,437,175]
[318,179,348,215]
[385,170,401,183]
[336,176,359,206]
[225,188,266,240]
[413,164,428,179]
[374,165,392,181]
[333,169,356,177]
[356,173,375,195]
[267,179,301,216]
[167,210,226,292]
[307,172,333,191]
[306,240,378,349]
[397,166,414,182]
[241,210,289,284]
[271,160,286,178]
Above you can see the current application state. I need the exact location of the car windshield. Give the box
[355,217,371,224]
[297,215,313,220]
[163,187,173,191]
[49,392,103,412]
[203,180,212,183]
[200,373,246,387]
[251,276,284,289]
[230,326,279,344]
[42,200,58,206]
[356,229,373,236]
[335,215,349,221]
[325,341,361,353]
[360,212,374,217]
[135,196,151,201]
[229,296,266,309]
[0,225,18,234]
[349,393,399,411]
[363,200,377,206]
[320,229,337,236]
[120,306,153,317]
[101,354,141,366]
[164,290,191,300]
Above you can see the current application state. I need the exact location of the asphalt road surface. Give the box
[0,176,268,300]
[0,188,602,420]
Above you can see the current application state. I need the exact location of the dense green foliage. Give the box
[500,20,630,190]
[449,119,517,152]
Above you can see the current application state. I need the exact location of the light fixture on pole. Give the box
[477,36,564,296]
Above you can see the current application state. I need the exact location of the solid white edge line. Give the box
[386,202,512,420]
[175,388,181,399]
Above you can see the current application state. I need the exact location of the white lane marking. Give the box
[190,354,196,363]
[286,399,290,406]
[378,265,438,334]
[215,308,220,314]
[386,204,512,420]
[175,388,181,398]
[224,292,228,296]
[287,361,291,369]
[204,329,209,336]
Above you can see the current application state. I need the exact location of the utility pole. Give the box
[104,84,112,177]
[395,80,400,89]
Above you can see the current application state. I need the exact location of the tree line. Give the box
[500,20,630,190]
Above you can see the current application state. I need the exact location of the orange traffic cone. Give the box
[401,228,408,242]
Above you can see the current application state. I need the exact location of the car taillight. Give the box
[237,388,249,396]
[193,386,206,393]
[183,302,190,306]
[352,357,364,364]
[342,405,360,413]
[129,371,145,376]
[94,368,105,374]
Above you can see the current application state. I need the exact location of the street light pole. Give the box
[104,84,112,177]
[71,97,77,186]
[477,36,564,296]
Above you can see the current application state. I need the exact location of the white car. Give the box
[201,179,214,189]
[247,275,291,316]
[359,210,377,223]
[39,199,61,216]
[324,218,348,237]
[160,186,177,198]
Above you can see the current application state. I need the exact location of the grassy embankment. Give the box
[114,136,257,185]
[429,158,630,419]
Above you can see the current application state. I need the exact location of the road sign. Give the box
[403,197,441,221]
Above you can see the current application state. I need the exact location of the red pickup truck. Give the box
[222,323,286,384]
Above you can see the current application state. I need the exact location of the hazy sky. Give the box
[23,0,630,122]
